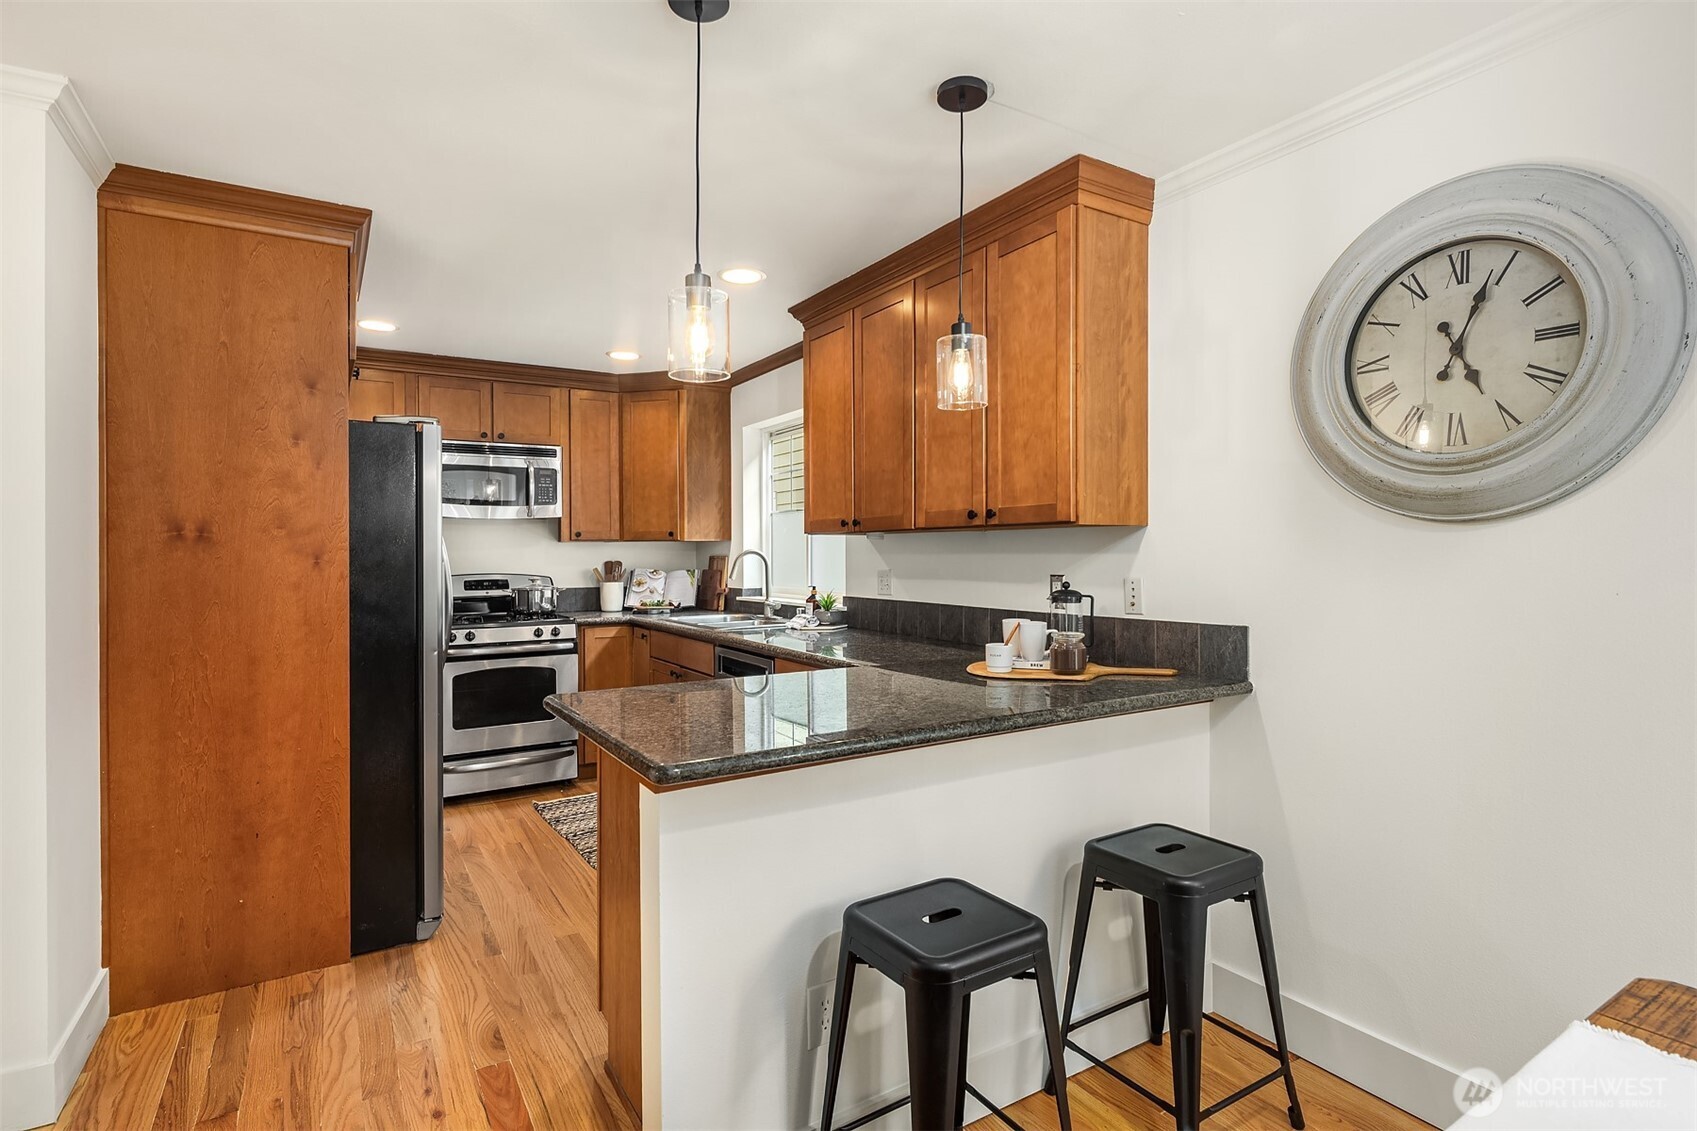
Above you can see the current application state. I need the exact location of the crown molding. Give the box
[1155,1,1621,205]
[357,341,799,393]
[0,65,113,188]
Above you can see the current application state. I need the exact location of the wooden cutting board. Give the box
[967,661,1178,682]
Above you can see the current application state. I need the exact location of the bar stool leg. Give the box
[1032,945,1074,1130]
[1248,883,1305,1130]
[819,944,857,1131]
[1143,896,1166,1046]
[1044,863,1097,1096]
[1159,896,1208,1131]
[904,981,968,1130]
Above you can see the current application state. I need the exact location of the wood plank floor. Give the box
[53,781,1430,1130]
[52,780,635,1131]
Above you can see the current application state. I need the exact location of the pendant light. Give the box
[935,75,989,411]
[667,0,731,383]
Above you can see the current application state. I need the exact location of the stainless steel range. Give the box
[443,573,579,798]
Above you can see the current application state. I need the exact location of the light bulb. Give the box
[950,348,974,394]
[687,301,713,364]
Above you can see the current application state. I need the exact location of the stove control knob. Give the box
[533,627,544,638]
[448,630,457,643]
[550,626,562,637]
[465,631,476,642]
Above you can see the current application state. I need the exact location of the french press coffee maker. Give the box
[1047,582,1095,674]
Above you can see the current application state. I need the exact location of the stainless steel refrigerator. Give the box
[349,418,445,952]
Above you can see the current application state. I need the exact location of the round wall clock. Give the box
[1292,164,1694,520]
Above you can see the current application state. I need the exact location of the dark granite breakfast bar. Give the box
[545,613,1251,788]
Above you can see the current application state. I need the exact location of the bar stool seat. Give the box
[1047,824,1304,1131]
[820,878,1071,1131]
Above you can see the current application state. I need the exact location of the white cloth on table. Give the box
[1447,1020,1696,1129]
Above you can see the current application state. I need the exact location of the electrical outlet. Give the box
[805,983,832,1050]
[877,569,893,596]
[1049,573,1066,592]
[1124,575,1143,616]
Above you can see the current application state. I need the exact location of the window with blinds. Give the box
[768,425,805,513]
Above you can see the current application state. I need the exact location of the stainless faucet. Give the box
[728,549,782,616]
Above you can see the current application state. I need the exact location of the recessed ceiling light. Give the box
[606,349,641,362]
[357,319,397,333]
[720,267,766,285]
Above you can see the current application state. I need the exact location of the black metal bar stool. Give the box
[819,877,1071,1131]
[1044,824,1304,1131]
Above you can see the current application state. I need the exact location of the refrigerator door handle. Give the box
[418,422,446,933]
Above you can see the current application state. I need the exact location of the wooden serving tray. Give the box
[968,661,1178,682]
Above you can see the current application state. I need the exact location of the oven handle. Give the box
[444,642,578,661]
[446,748,574,774]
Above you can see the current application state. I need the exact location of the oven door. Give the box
[442,646,578,756]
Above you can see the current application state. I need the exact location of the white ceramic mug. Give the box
[1000,618,1025,649]
[1018,619,1051,662]
[599,581,624,612]
[984,642,1014,672]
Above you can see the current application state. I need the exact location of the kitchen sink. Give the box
[670,612,791,632]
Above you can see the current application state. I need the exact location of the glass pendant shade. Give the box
[936,320,987,410]
[667,271,730,383]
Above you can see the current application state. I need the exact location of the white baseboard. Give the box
[0,967,109,1131]
[1211,961,1462,1127]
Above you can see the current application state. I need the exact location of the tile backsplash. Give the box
[842,596,1249,681]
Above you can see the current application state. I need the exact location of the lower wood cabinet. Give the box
[774,657,823,674]
[631,626,654,685]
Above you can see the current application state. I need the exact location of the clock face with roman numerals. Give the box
[1346,238,1586,453]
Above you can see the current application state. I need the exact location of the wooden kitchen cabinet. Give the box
[619,388,730,542]
[349,366,412,421]
[631,626,654,684]
[774,657,823,674]
[791,155,1151,533]
[416,374,492,440]
[802,311,854,533]
[579,626,633,691]
[985,211,1075,527]
[914,251,987,528]
[490,380,562,444]
[852,283,917,532]
[567,388,621,541]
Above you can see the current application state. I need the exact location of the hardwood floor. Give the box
[966,1018,1434,1130]
[53,780,635,1131]
[54,780,1428,1131]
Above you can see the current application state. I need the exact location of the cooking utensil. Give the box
[966,661,1178,682]
[510,579,563,618]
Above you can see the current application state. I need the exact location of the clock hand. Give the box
[1436,321,1486,392]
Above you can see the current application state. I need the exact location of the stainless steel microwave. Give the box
[440,440,563,520]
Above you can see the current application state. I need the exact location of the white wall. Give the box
[743,5,1697,1122]
[443,520,699,588]
[1,68,109,1131]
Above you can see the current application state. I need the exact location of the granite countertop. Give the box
[547,613,1250,788]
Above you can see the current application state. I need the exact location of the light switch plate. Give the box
[877,570,893,596]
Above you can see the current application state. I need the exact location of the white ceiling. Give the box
[3,0,1533,372]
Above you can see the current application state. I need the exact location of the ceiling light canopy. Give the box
[720,267,766,285]
[606,349,641,362]
[667,0,731,384]
[935,75,990,411]
[357,319,397,333]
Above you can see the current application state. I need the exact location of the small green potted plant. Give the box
[815,590,846,626]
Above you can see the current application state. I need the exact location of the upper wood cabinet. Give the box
[915,252,987,528]
[803,312,854,534]
[852,283,917,532]
[490,380,562,444]
[986,212,1075,527]
[416,374,491,440]
[349,366,412,421]
[791,155,1151,533]
[567,388,621,541]
[620,388,730,542]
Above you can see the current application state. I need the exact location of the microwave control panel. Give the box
[533,469,560,507]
